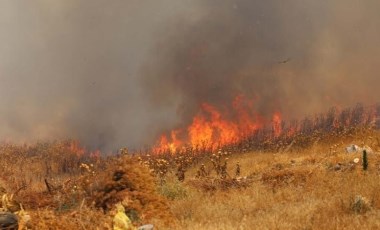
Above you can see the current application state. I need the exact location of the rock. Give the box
[334,163,342,171]
[0,212,18,230]
[346,144,374,154]
[138,224,154,230]
[346,144,361,153]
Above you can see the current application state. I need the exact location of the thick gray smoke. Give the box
[142,0,380,133]
[0,1,379,150]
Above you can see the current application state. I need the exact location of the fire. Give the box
[67,140,102,159]
[153,129,183,153]
[232,95,263,136]
[272,112,282,137]
[152,94,281,154]
[188,113,213,147]
[68,140,86,156]
[198,103,239,145]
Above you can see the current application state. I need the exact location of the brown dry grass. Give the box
[163,130,380,229]
[0,141,175,229]
[2,129,380,229]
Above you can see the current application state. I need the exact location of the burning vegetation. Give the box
[150,103,378,156]
[1,103,380,229]
[1,1,380,229]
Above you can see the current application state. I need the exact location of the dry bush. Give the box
[28,207,112,230]
[348,195,372,214]
[0,142,179,229]
[158,180,189,201]
[90,155,175,227]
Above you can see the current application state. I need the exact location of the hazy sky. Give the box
[0,1,379,150]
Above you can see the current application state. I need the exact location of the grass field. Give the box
[1,128,380,229]
[167,149,380,229]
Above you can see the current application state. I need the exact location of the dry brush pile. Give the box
[0,141,176,229]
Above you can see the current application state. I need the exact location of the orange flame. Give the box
[67,140,102,159]
[152,95,273,154]
[272,112,282,138]
[68,140,86,156]
[153,129,183,154]
[188,112,214,147]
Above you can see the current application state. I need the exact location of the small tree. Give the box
[363,150,368,171]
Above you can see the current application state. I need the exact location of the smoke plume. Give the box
[0,0,379,150]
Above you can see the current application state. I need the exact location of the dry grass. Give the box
[162,130,380,229]
[0,141,175,229]
[2,128,380,229]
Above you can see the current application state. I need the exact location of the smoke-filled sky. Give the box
[0,0,379,150]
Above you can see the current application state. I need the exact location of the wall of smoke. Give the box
[0,0,379,151]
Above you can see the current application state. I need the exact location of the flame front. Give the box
[152,102,380,154]
[272,112,282,138]
[152,95,281,154]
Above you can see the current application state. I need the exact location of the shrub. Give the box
[350,195,371,214]
[158,181,188,200]
[90,155,175,226]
